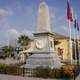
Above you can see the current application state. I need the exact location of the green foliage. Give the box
[0,63,9,68]
[17,35,31,46]
[54,40,60,46]
[34,66,77,79]
[62,64,74,77]
[0,46,15,57]
[0,63,23,75]
[63,64,80,78]
[34,66,51,78]
[0,51,6,56]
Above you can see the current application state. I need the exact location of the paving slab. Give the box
[76,74,80,80]
[0,74,71,80]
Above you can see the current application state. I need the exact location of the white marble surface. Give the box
[22,53,63,69]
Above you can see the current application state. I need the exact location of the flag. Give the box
[76,21,79,31]
[74,19,79,31]
[67,0,73,22]
[74,19,77,28]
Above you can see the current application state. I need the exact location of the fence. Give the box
[0,66,80,80]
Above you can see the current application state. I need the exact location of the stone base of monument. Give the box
[22,52,63,69]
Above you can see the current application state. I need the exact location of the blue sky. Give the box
[0,0,80,47]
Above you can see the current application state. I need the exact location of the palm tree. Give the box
[1,46,15,57]
[17,35,31,46]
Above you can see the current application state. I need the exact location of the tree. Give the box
[0,46,15,57]
[54,40,60,47]
[17,35,31,46]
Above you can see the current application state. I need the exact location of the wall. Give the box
[55,39,69,61]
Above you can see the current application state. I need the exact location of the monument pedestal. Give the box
[23,52,63,69]
[22,32,63,69]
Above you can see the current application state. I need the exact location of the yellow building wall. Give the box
[55,39,69,61]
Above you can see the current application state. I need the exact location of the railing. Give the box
[0,67,80,80]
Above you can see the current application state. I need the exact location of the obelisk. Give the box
[22,1,63,70]
[37,2,51,32]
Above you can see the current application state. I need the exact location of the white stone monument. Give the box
[37,2,51,32]
[23,1,63,69]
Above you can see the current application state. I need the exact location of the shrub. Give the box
[62,64,75,78]
[34,65,76,78]
[0,63,9,68]
[34,66,51,78]
[0,63,23,75]
[34,66,63,78]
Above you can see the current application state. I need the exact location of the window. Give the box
[50,41,53,48]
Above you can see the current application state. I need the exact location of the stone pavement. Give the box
[0,74,53,80]
[76,74,80,80]
[0,74,71,80]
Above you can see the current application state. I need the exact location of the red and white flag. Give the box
[67,0,73,22]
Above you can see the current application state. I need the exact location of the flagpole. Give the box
[77,32,80,66]
[76,30,79,63]
[75,17,79,64]
[71,8,77,64]
[75,28,78,63]
[68,20,73,64]
[73,24,77,63]
[67,0,73,64]
[75,0,80,65]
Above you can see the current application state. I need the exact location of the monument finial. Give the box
[37,0,51,33]
[40,0,46,5]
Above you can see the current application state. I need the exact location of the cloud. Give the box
[7,29,21,47]
[0,8,14,30]
[0,28,33,47]
[0,29,20,47]
[0,8,13,17]
[7,29,20,38]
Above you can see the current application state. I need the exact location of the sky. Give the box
[0,0,80,47]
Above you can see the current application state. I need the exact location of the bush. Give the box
[0,63,9,68]
[34,66,64,78]
[34,65,77,78]
[0,63,23,75]
[0,63,9,74]
[62,64,75,78]
[34,66,51,78]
